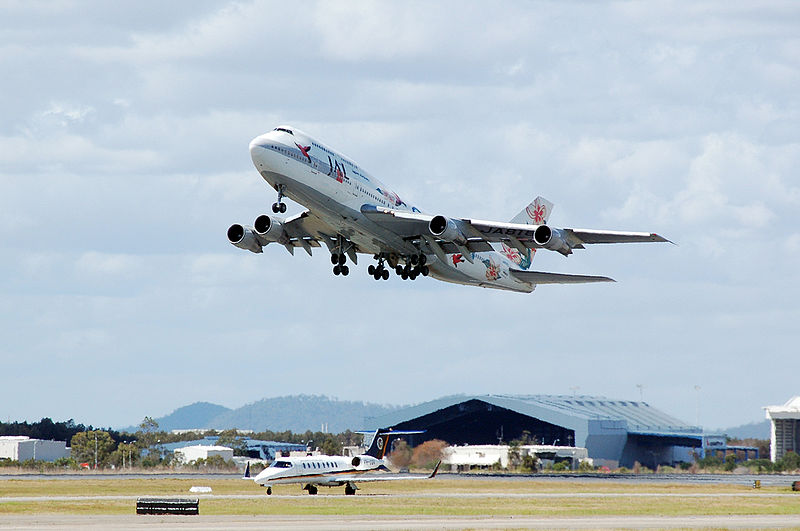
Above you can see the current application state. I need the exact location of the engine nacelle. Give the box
[429,215,467,245]
[351,455,380,470]
[253,214,285,245]
[227,224,263,253]
[534,225,571,255]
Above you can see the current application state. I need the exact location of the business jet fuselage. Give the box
[250,429,436,495]
[228,126,669,292]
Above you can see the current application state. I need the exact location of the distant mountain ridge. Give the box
[723,419,770,440]
[132,395,399,433]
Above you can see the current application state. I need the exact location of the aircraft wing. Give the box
[273,211,360,259]
[351,461,441,482]
[360,205,670,256]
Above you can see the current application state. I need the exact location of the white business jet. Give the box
[228,126,669,292]
[248,429,438,495]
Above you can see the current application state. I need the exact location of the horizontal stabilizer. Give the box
[510,269,615,285]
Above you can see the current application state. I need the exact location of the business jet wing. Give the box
[353,461,441,482]
[360,205,669,256]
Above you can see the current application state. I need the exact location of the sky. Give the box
[1,1,798,431]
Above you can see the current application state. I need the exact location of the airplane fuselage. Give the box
[248,127,535,292]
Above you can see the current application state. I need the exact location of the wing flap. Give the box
[510,270,615,284]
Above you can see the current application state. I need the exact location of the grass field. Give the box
[0,477,798,517]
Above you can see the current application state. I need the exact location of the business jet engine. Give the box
[428,215,467,245]
[533,225,571,255]
[351,455,381,470]
[227,224,262,253]
[253,214,285,245]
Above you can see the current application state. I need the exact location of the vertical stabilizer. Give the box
[509,196,554,225]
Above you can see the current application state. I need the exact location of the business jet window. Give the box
[271,461,292,468]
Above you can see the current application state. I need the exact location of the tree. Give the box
[70,430,116,469]
[321,436,342,456]
[109,442,140,468]
[387,439,413,469]
[411,439,448,469]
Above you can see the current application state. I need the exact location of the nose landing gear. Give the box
[272,184,287,213]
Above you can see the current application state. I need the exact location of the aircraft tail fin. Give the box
[242,461,251,479]
[509,196,554,225]
[362,429,424,459]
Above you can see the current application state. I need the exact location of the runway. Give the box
[1,491,799,503]
[2,514,800,530]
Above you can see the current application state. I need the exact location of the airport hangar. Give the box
[363,394,728,468]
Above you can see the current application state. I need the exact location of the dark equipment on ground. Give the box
[136,497,199,515]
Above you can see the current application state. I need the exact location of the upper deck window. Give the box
[274,127,294,135]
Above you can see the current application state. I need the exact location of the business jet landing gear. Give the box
[266,487,272,496]
[395,254,429,280]
[344,483,358,495]
[272,184,287,214]
[368,258,390,281]
[303,484,318,495]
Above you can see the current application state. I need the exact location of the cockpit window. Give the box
[274,127,294,135]
[271,460,292,468]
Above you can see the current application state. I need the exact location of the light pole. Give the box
[694,385,701,427]
[32,439,37,462]
[94,432,98,470]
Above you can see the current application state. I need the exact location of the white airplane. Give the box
[248,429,439,495]
[228,125,670,292]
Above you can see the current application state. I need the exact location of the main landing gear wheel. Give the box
[370,258,389,281]
[344,483,357,496]
[266,487,272,495]
[396,256,428,280]
[304,484,318,495]
[331,252,348,276]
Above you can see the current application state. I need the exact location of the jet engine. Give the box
[534,225,571,255]
[428,215,467,245]
[227,224,262,253]
[351,455,380,470]
[253,214,285,245]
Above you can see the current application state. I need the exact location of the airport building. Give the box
[0,436,70,462]
[174,444,234,464]
[765,396,800,462]
[158,436,305,461]
[364,394,718,468]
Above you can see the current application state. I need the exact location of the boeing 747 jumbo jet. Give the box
[228,126,670,292]
[247,429,439,495]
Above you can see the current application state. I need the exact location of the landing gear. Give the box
[395,254,429,280]
[303,484,318,495]
[344,483,358,496]
[272,184,287,214]
[370,257,390,281]
[266,487,272,496]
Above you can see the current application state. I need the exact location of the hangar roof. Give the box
[365,394,701,436]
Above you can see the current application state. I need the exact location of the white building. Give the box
[174,444,234,464]
[765,396,800,462]
[0,436,70,462]
[443,444,589,471]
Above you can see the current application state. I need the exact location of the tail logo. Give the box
[376,437,384,450]
[526,203,546,224]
